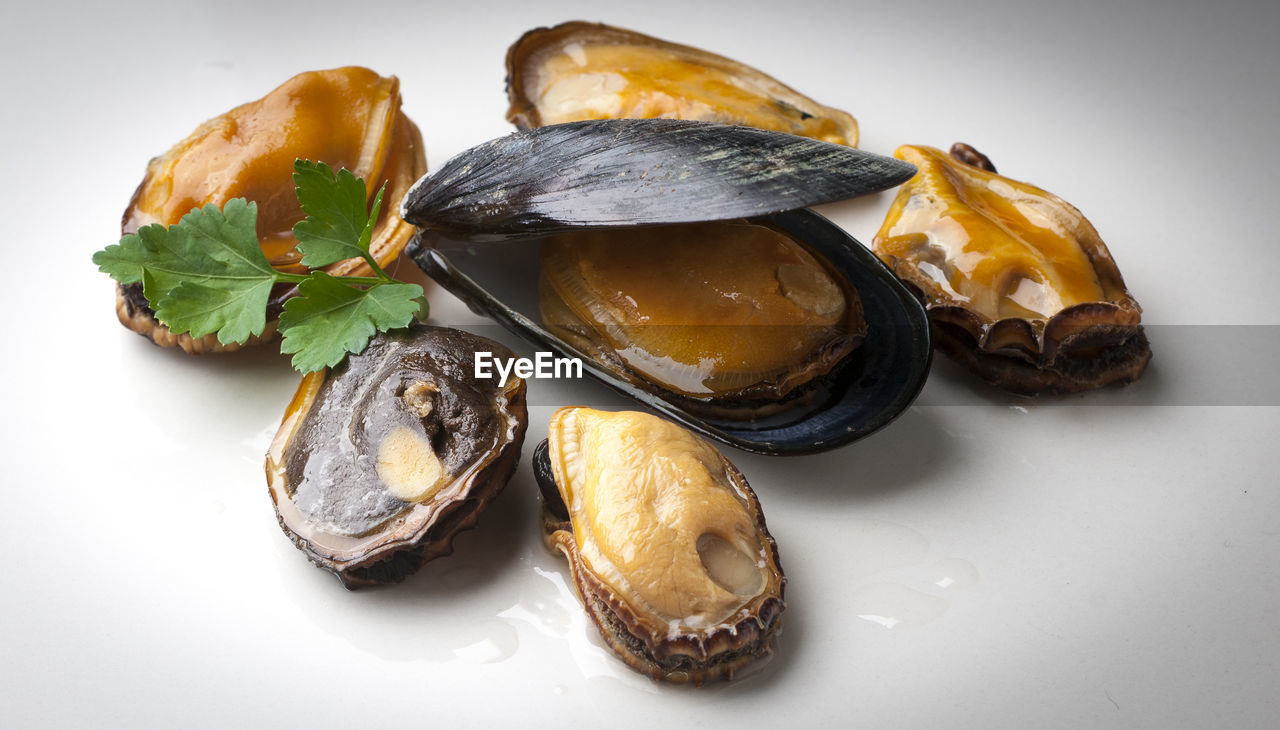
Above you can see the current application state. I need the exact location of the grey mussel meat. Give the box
[266,325,528,588]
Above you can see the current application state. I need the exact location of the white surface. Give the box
[2,1,1278,728]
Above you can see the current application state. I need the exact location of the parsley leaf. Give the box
[279,273,423,372]
[94,200,278,345]
[154,278,273,343]
[293,160,387,270]
[92,222,167,285]
[92,161,427,371]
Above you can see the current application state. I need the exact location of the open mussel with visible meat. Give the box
[116,66,426,353]
[401,119,931,455]
[873,143,1151,394]
[508,24,868,421]
[534,407,785,684]
[507,32,868,420]
[265,325,527,589]
[505,21,859,146]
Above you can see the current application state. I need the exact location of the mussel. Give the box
[873,143,1151,394]
[401,120,931,455]
[506,21,859,146]
[116,66,426,353]
[534,407,785,684]
[499,27,900,446]
[265,325,527,588]
[512,60,865,418]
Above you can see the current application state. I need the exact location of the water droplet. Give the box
[927,558,979,590]
[851,583,947,629]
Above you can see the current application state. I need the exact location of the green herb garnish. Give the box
[93,160,425,372]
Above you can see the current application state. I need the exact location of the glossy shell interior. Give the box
[265,325,527,589]
[408,208,930,455]
[535,407,785,684]
[117,66,427,353]
[873,144,1150,394]
[506,21,858,146]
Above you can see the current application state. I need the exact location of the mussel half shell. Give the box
[118,66,426,353]
[407,209,930,456]
[873,144,1150,394]
[533,408,786,684]
[399,119,915,241]
[265,324,528,588]
[505,21,859,147]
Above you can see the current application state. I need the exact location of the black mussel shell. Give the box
[399,119,916,241]
[531,439,569,522]
[407,210,930,456]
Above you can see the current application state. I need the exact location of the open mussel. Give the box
[534,407,785,684]
[265,325,527,588]
[116,66,426,353]
[506,40,867,422]
[506,21,859,146]
[873,143,1150,394]
[401,120,930,455]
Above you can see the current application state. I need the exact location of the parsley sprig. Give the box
[93,160,425,373]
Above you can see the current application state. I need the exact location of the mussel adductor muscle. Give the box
[873,143,1150,394]
[535,407,785,685]
[398,119,914,241]
[505,21,859,147]
[266,325,528,588]
[118,66,427,354]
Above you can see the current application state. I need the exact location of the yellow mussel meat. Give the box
[873,143,1150,394]
[506,21,858,146]
[536,407,785,683]
[117,66,426,353]
[539,220,865,417]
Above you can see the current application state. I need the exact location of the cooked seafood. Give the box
[117,66,426,353]
[506,21,859,146]
[873,143,1150,394]
[266,325,527,589]
[503,24,873,420]
[538,220,865,417]
[535,407,785,684]
[402,120,930,454]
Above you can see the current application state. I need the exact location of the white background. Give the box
[2,0,1277,727]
